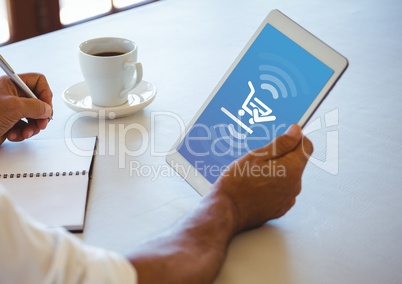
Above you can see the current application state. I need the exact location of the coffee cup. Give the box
[79,37,143,107]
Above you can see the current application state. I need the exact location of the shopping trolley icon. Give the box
[221,81,276,134]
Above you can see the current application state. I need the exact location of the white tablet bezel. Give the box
[166,9,348,196]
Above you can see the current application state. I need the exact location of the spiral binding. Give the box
[0,170,87,179]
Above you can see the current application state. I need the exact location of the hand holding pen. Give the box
[0,55,53,144]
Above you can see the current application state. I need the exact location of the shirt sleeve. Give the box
[0,185,137,284]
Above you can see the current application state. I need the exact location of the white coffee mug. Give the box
[79,37,143,107]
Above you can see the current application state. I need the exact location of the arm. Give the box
[0,186,136,284]
[127,125,313,284]
[0,73,53,144]
[0,73,133,284]
[0,73,312,283]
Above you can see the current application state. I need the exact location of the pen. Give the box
[0,54,52,120]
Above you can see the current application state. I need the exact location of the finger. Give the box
[286,136,314,170]
[301,135,314,158]
[7,119,41,141]
[16,97,52,120]
[251,124,303,160]
[7,121,25,141]
[19,73,53,107]
[36,118,49,130]
[22,123,39,139]
[0,75,19,96]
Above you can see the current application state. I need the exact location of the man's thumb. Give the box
[252,124,303,159]
[18,97,52,119]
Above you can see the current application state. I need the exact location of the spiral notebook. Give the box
[0,137,97,232]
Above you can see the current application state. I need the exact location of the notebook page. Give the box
[0,137,97,175]
[0,137,97,231]
[1,174,89,231]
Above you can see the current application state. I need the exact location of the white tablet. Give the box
[166,9,348,196]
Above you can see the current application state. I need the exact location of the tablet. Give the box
[166,9,348,196]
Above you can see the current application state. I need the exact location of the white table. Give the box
[1,0,401,283]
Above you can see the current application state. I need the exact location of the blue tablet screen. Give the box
[177,24,334,183]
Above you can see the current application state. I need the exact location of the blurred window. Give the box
[60,0,152,25]
[59,0,112,25]
[0,0,156,45]
[0,0,10,44]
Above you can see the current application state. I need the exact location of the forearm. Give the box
[127,126,313,283]
[127,191,237,284]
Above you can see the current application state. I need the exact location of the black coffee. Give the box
[92,51,125,57]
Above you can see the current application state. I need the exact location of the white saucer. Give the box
[62,80,157,119]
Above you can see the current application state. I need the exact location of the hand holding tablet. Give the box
[167,10,348,196]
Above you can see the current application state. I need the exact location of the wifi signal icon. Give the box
[259,65,298,99]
